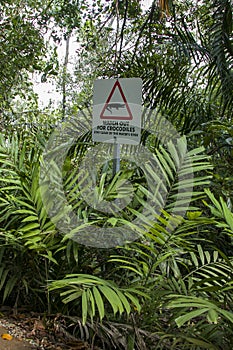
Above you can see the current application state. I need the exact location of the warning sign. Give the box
[92,78,142,145]
[100,80,133,120]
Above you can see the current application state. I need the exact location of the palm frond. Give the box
[48,274,146,324]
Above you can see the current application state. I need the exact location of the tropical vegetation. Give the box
[0,0,232,349]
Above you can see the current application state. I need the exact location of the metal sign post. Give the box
[113,138,120,176]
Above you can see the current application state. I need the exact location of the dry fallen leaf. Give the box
[33,319,45,331]
[1,333,13,340]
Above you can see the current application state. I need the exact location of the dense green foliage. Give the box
[0,0,232,349]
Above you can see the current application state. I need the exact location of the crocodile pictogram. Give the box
[106,103,125,114]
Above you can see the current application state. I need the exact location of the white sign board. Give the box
[92,78,142,145]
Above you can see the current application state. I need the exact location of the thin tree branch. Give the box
[62,33,71,120]
[118,0,129,64]
[113,0,120,77]
[130,0,156,66]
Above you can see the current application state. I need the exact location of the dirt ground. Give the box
[0,325,36,350]
[0,313,93,350]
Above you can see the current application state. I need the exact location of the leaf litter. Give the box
[0,308,100,350]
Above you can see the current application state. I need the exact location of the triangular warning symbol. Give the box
[100,81,133,120]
